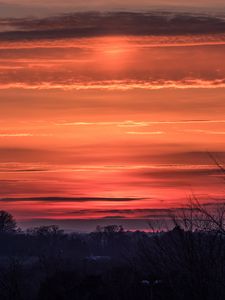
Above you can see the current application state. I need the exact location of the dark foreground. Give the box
[0,222,225,300]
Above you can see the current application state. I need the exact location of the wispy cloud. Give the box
[0,133,52,137]
[184,129,225,135]
[56,120,149,127]
[0,34,225,50]
[126,131,165,135]
[57,119,225,127]
[0,79,225,91]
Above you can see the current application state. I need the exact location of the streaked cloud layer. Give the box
[1,1,225,18]
[1,12,225,37]
[0,9,224,231]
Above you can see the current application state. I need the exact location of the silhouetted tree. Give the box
[96,225,124,233]
[27,225,64,238]
[0,211,17,234]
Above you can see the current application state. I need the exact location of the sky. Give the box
[0,3,225,231]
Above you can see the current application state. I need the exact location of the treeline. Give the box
[0,205,225,300]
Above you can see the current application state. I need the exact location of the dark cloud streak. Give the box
[0,196,143,202]
[0,12,224,41]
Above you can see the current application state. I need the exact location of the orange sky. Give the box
[0,11,225,231]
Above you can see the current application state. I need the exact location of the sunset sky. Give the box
[0,1,225,231]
